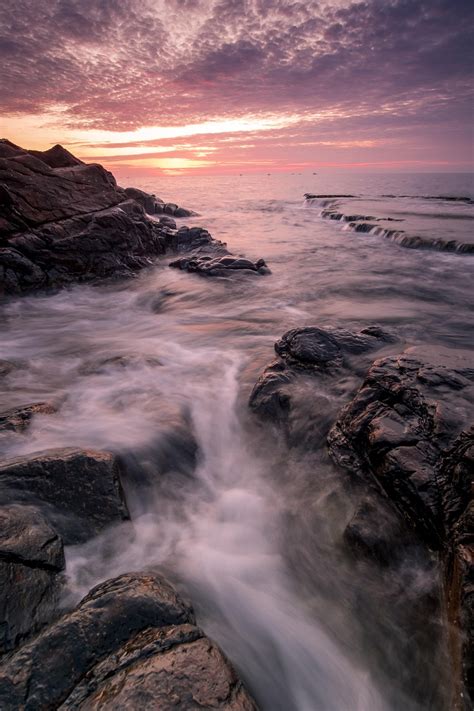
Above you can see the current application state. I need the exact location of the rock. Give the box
[28,144,84,169]
[123,187,164,215]
[0,571,257,711]
[249,325,394,432]
[274,325,394,371]
[170,253,270,277]
[1,202,167,294]
[0,402,56,435]
[165,225,220,253]
[0,504,64,654]
[62,627,256,710]
[0,140,227,294]
[0,140,122,235]
[328,346,474,706]
[173,205,196,218]
[0,448,130,544]
[122,194,197,219]
[158,214,177,229]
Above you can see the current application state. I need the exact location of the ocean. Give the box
[1,172,473,710]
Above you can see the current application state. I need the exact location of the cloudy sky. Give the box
[1,0,472,174]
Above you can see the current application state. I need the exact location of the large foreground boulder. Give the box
[328,346,474,707]
[0,448,129,543]
[0,504,64,654]
[0,571,257,710]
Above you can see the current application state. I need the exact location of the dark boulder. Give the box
[123,187,164,215]
[158,214,177,229]
[274,325,394,371]
[249,325,394,438]
[165,225,220,253]
[170,254,270,277]
[0,504,64,654]
[0,448,130,544]
[0,571,257,710]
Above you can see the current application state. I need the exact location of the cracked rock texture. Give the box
[0,571,258,711]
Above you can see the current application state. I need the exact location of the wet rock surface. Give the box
[0,402,56,437]
[0,504,64,654]
[328,346,474,705]
[0,448,130,544]
[0,571,257,711]
[170,253,270,277]
[250,328,473,706]
[249,325,394,436]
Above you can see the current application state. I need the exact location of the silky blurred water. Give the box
[0,172,473,710]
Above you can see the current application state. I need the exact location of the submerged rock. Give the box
[0,402,56,436]
[0,504,64,654]
[0,448,130,544]
[343,495,417,566]
[0,571,257,710]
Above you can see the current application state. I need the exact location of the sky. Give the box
[1,0,473,175]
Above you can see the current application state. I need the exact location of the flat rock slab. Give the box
[0,504,65,654]
[0,448,130,544]
[0,571,257,710]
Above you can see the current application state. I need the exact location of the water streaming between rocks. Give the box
[1,172,473,710]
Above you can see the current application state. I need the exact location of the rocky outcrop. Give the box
[170,253,270,277]
[0,139,259,295]
[0,504,64,654]
[250,329,473,706]
[249,325,394,439]
[0,140,123,234]
[0,448,129,544]
[327,346,474,707]
[0,571,257,710]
